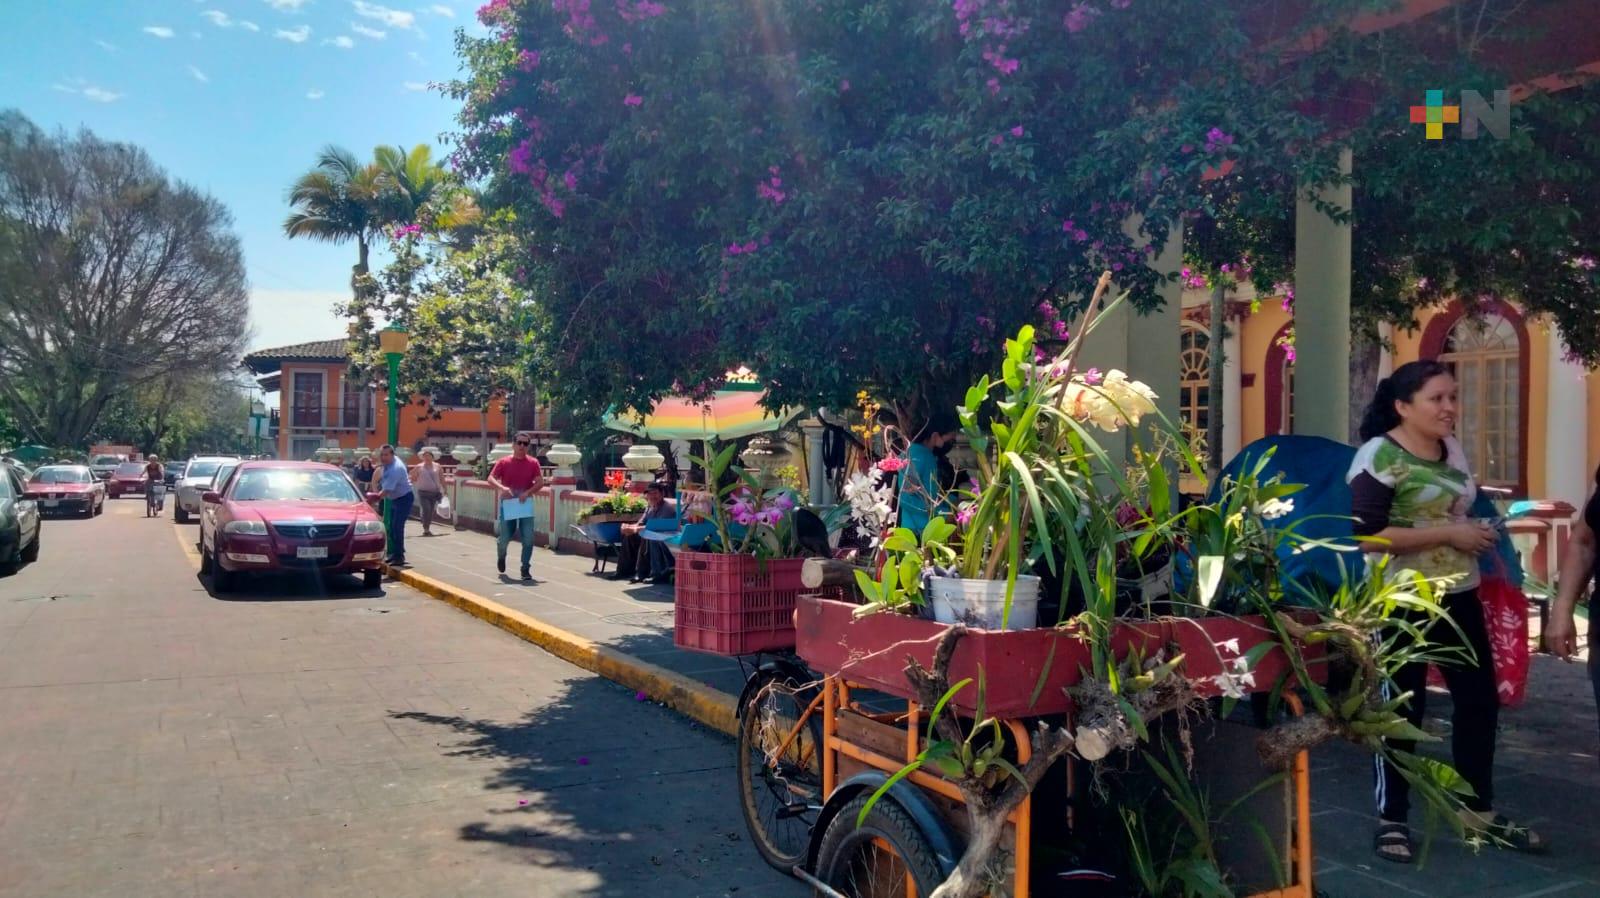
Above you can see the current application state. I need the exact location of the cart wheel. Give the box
[815,794,944,898]
[737,674,823,873]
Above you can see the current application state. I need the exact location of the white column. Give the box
[1545,327,1590,507]
[1292,147,1353,443]
[1222,320,1242,464]
[802,420,830,507]
[1377,322,1395,380]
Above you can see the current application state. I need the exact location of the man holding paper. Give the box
[488,433,545,581]
[377,445,415,567]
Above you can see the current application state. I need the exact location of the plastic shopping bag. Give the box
[437,494,452,518]
[1479,575,1531,707]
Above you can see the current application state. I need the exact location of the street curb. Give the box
[385,565,739,737]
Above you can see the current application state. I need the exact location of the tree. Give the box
[453,0,1599,432]
[0,111,249,448]
[93,370,253,458]
[284,145,387,283]
[398,218,530,452]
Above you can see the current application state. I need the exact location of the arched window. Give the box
[1179,324,1210,435]
[1438,312,1522,490]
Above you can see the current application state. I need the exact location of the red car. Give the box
[24,465,107,517]
[198,460,387,592]
[106,462,148,498]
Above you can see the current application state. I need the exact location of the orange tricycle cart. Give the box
[713,594,1320,898]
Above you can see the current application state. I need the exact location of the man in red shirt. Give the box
[487,433,545,581]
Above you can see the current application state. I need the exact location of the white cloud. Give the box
[188,65,209,83]
[143,25,175,38]
[94,39,118,52]
[403,81,427,91]
[275,25,312,42]
[240,20,261,31]
[429,4,453,16]
[407,50,422,63]
[53,79,123,103]
[352,1,416,31]
[264,0,311,10]
[325,35,355,48]
[350,22,386,39]
[306,88,325,100]
[201,9,232,27]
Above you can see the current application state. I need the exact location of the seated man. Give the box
[610,482,677,583]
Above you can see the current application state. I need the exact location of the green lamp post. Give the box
[378,324,409,557]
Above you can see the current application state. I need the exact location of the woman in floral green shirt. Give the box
[1349,359,1544,862]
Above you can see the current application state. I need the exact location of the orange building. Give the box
[243,339,516,461]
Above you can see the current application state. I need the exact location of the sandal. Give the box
[1374,821,1414,864]
[1464,813,1548,854]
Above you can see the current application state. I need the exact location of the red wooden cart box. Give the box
[794,595,1319,718]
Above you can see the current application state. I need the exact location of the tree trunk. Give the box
[480,408,490,458]
[1207,283,1227,478]
[1349,328,1382,441]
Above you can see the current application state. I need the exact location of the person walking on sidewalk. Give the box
[377,445,415,567]
[1349,360,1545,863]
[488,433,544,581]
[410,449,445,537]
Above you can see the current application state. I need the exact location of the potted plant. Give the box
[578,489,648,542]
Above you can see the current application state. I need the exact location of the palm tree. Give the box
[283,145,385,281]
[372,144,449,225]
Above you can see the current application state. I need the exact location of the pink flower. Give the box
[623,93,643,106]
[1082,367,1103,385]
[840,79,850,91]
[955,504,975,527]
[563,170,578,191]
[1064,3,1099,32]
[1051,319,1070,339]
[757,181,786,204]
[635,690,648,701]
[1009,125,1024,137]
[877,456,908,473]
[1061,219,1074,232]
[577,756,590,766]
[990,134,1005,146]
[516,49,541,72]
[1072,229,1088,242]
[741,240,757,254]
[986,77,1000,95]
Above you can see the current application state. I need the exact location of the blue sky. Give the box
[0,0,479,355]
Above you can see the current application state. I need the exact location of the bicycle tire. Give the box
[815,793,946,898]
[737,673,824,873]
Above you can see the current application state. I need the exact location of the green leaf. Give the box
[856,759,923,827]
[1196,555,1225,608]
[926,677,972,742]
[882,528,919,553]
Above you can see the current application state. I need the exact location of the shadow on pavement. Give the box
[194,569,388,602]
[391,675,804,898]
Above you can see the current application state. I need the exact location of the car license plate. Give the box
[296,547,329,559]
[43,499,58,507]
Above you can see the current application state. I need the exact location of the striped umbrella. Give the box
[603,382,800,441]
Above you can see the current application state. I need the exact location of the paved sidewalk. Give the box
[402,516,1600,898]
[396,520,750,701]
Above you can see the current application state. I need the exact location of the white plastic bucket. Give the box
[928,576,1040,630]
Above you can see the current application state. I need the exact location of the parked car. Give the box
[26,465,107,517]
[0,464,42,575]
[194,460,240,533]
[88,453,127,481]
[165,458,190,490]
[106,462,148,498]
[173,456,236,523]
[198,460,387,592]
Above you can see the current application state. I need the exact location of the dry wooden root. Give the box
[902,625,1194,898]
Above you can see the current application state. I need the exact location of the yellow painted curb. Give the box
[386,565,739,737]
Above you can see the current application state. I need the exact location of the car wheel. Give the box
[199,542,213,574]
[175,507,189,524]
[95,498,104,516]
[363,569,383,590]
[212,561,235,593]
[21,523,40,564]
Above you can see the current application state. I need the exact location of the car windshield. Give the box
[185,461,222,479]
[211,464,239,488]
[229,469,359,503]
[115,463,145,476]
[31,467,92,484]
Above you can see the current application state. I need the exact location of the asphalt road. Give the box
[0,495,806,898]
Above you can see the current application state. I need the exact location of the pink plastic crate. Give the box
[672,552,822,656]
